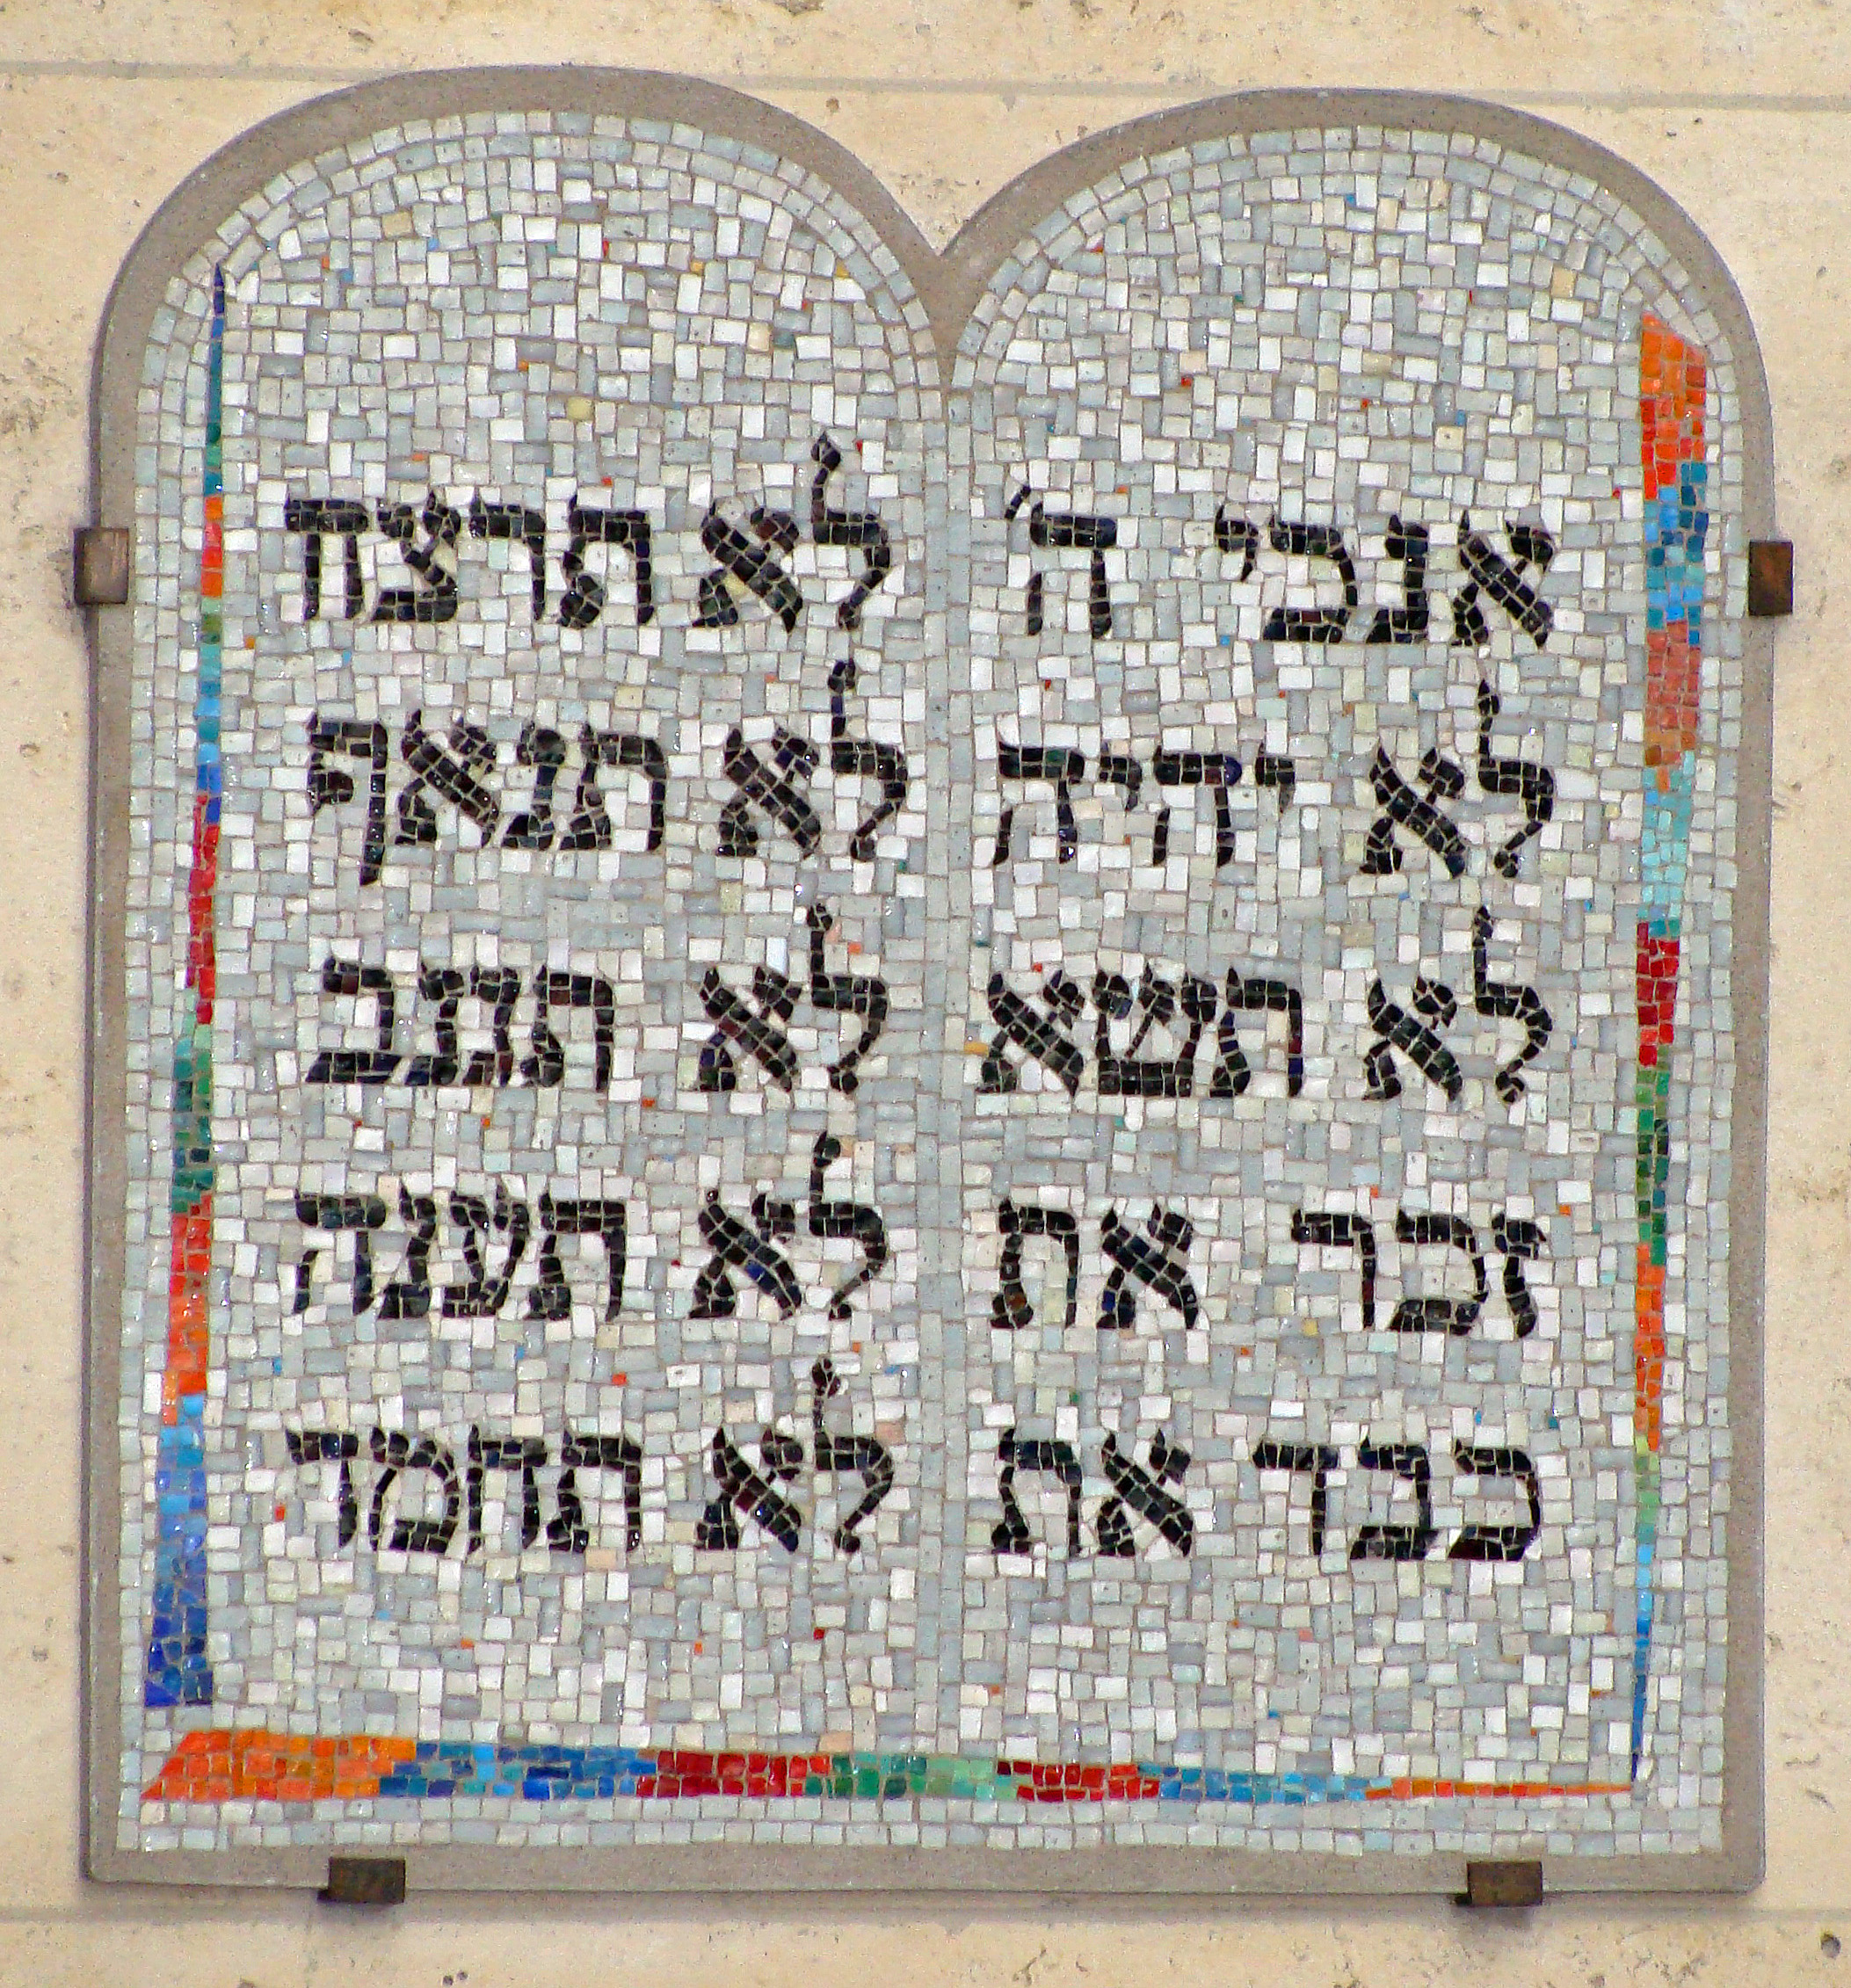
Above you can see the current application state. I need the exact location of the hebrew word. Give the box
[986,1202,1199,1333]
[992,1428,1194,1560]
[280,492,1555,639]
[696,1360,893,1555]
[990,736,1294,869]
[291,1184,628,1321]
[688,1135,888,1322]
[1362,911,1552,1106]
[698,905,890,1096]
[279,1425,643,1556]
[1289,1203,1547,1337]
[1361,678,1560,882]
[981,961,1304,1100]
[308,712,664,881]
[304,955,621,1094]
[1251,1437,1540,1563]
[1211,508,1556,649]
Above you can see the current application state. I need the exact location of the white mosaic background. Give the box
[116,113,1745,1857]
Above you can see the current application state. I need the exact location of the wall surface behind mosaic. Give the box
[3,3,1849,1980]
[90,70,1768,1897]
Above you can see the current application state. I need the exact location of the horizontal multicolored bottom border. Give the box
[146,1730,1630,1806]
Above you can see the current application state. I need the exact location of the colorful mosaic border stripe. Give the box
[144,1730,1629,1807]
[142,301,1707,1804]
[145,265,225,1709]
[1631,313,1709,1777]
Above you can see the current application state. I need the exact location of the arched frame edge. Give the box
[87,74,1778,527]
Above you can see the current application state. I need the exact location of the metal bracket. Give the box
[318,1854,407,1905]
[1747,539,1793,617]
[1455,1859,1543,1908]
[73,526,132,607]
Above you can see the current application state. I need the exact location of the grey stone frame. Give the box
[83,69,1773,1897]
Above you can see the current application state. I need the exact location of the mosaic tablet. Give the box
[86,76,1769,1890]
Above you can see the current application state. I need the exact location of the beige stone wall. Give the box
[1,1,1845,1977]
